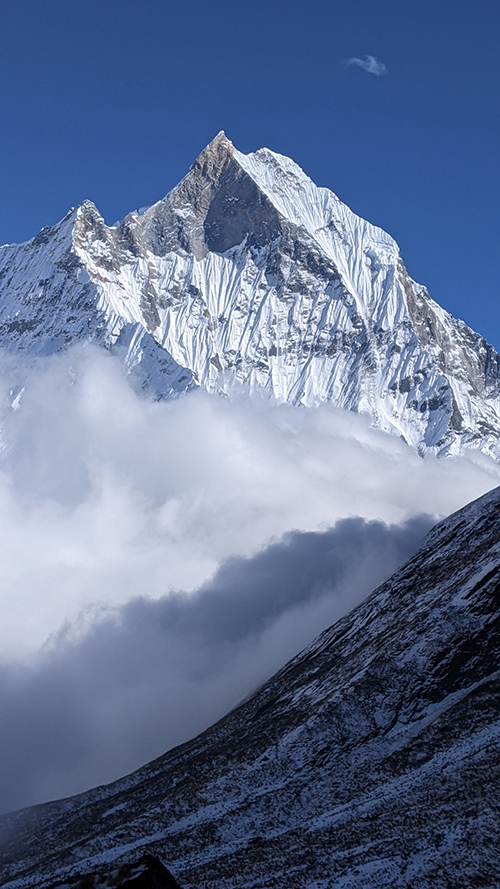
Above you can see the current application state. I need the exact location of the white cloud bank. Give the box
[344,55,387,76]
[0,344,498,813]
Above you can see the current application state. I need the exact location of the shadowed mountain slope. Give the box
[1,485,500,888]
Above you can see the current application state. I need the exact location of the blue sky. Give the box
[0,0,499,345]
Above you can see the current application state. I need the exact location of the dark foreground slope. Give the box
[2,487,500,888]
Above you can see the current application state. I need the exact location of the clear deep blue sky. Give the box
[1,0,499,345]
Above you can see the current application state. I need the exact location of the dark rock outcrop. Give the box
[48,855,182,889]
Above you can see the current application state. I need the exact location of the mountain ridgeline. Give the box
[1,132,500,456]
[1,485,500,888]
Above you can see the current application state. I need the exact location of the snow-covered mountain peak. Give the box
[0,135,500,457]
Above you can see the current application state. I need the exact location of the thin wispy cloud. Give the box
[344,55,387,76]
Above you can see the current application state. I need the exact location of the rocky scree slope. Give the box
[1,485,500,888]
[1,132,500,456]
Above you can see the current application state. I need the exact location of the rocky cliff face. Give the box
[2,485,499,888]
[1,132,500,456]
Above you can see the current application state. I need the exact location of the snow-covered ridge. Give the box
[0,131,499,456]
